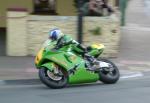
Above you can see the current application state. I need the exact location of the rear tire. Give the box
[98,58,120,84]
[39,66,68,89]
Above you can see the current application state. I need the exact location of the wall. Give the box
[7,10,28,56]
[7,10,120,57]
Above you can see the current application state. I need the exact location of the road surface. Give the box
[0,73,150,103]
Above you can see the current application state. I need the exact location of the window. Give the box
[33,0,57,15]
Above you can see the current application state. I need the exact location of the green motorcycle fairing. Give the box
[35,41,103,84]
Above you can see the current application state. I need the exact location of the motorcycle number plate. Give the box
[99,62,109,68]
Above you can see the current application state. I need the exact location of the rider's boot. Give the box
[84,54,100,71]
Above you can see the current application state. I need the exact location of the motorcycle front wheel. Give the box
[98,58,120,84]
[39,65,68,89]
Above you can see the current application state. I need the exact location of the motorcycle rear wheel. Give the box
[39,66,68,89]
[98,58,120,84]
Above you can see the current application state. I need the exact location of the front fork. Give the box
[84,55,112,72]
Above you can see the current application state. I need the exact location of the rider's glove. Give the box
[78,44,88,53]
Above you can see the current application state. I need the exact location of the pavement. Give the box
[0,56,38,80]
[0,0,150,82]
[0,56,145,81]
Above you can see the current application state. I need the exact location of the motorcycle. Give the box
[35,40,120,89]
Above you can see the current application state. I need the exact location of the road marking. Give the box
[122,25,150,32]
[0,71,144,86]
[128,67,150,72]
[120,60,150,65]
[120,72,143,79]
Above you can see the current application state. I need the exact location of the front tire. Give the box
[39,66,68,89]
[98,58,120,84]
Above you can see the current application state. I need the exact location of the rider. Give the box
[48,28,86,54]
[47,28,96,70]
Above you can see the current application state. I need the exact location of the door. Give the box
[0,28,6,56]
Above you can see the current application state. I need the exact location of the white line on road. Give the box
[122,26,150,32]
[120,72,143,79]
[0,72,144,85]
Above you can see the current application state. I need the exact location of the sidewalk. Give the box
[114,0,150,73]
[0,56,38,80]
[118,0,150,61]
[0,56,145,81]
[126,0,150,26]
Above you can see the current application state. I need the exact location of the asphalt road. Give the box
[0,73,150,103]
